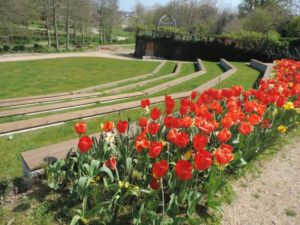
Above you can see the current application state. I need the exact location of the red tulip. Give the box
[152,160,169,178]
[104,157,117,170]
[214,147,234,165]
[141,99,150,108]
[74,122,87,135]
[148,141,163,158]
[78,136,93,153]
[193,134,209,151]
[117,121,128,134]
[239,122,253,135]
[148,122,160,135]
[175,160,193,181]
[194,150,212,171]
[102,121,114,132]
[150,108,161,120]
[217,128,232,143]
[150,177,160,190]
[139,117,148,128]
[175,132,189,148]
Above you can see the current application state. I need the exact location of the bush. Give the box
[3,45,10,52]
[46,59,300,224]
[13,44,26,51]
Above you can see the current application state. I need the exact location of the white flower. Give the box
[105,132,115,144]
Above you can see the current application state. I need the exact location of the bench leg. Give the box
[22,159,45,189]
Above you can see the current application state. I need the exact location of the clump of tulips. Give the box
[46,59,300,225]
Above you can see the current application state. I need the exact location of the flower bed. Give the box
[46,59,300,224]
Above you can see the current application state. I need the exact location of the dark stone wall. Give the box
[135,36,275,62]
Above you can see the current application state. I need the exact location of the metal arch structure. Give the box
[157,14,177,30]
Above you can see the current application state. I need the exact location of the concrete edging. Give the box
[249,59,273,80]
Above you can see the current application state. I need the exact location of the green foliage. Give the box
[286,16,300,37]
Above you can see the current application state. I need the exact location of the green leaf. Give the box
[100,166,114,182]
[126,157,133,171]
[187,192,202,217]
[70,215,81,225]
[90,160,101,177]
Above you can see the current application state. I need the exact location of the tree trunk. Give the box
[73,17,77,45]
[81,21,85,45]
[46,17,51,47]
[52,0,59,50]
[66,0,70,50]
[45,0,51,47]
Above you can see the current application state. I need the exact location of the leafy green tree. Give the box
[286,16,300,37]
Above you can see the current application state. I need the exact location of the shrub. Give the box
[46,59,300,224]
[13,44,25,51]
[3,45,10,52]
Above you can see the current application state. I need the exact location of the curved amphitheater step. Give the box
[0,60,202,118]
[0,59,237,136]
[0,92,102,108]
[0,60,167,105]
[102,62,182,94]
[0,92,144,118]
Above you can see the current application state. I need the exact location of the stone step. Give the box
[0,92,144,118]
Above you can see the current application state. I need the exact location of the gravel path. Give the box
[222,137,300,225]
[0,46,140,63]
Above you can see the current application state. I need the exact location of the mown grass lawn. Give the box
[0,57,159,99]
[215,62,262,90]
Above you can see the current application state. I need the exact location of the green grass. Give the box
[215,62,262,90]
[152,61,223,96]
[0,57,159,99]
[122,62,194,93]
[99,61,177,93]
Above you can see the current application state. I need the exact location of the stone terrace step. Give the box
[0,92,102,108]
[249,59,273,80]
[0,92,145,118]
[103,62,182,95]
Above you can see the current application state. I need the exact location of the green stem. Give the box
[161,178,165,219]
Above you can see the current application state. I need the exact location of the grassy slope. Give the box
[215,62,261,90]
[122,62,194,93]
[0,57,159,99]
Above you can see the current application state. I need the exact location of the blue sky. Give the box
[119,0,242,11]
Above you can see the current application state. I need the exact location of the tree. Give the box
[286,16,300,36]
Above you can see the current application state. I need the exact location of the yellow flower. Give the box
[118,181,124,189]
[283,101,294,110]
[296,108,300,114]
[124,181,130,189]
[184,150,194,160]
[277,125,287,133]
[131,185,140,193]
[132,170,143,180]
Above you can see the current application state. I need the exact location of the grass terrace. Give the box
[0,57,160,99]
